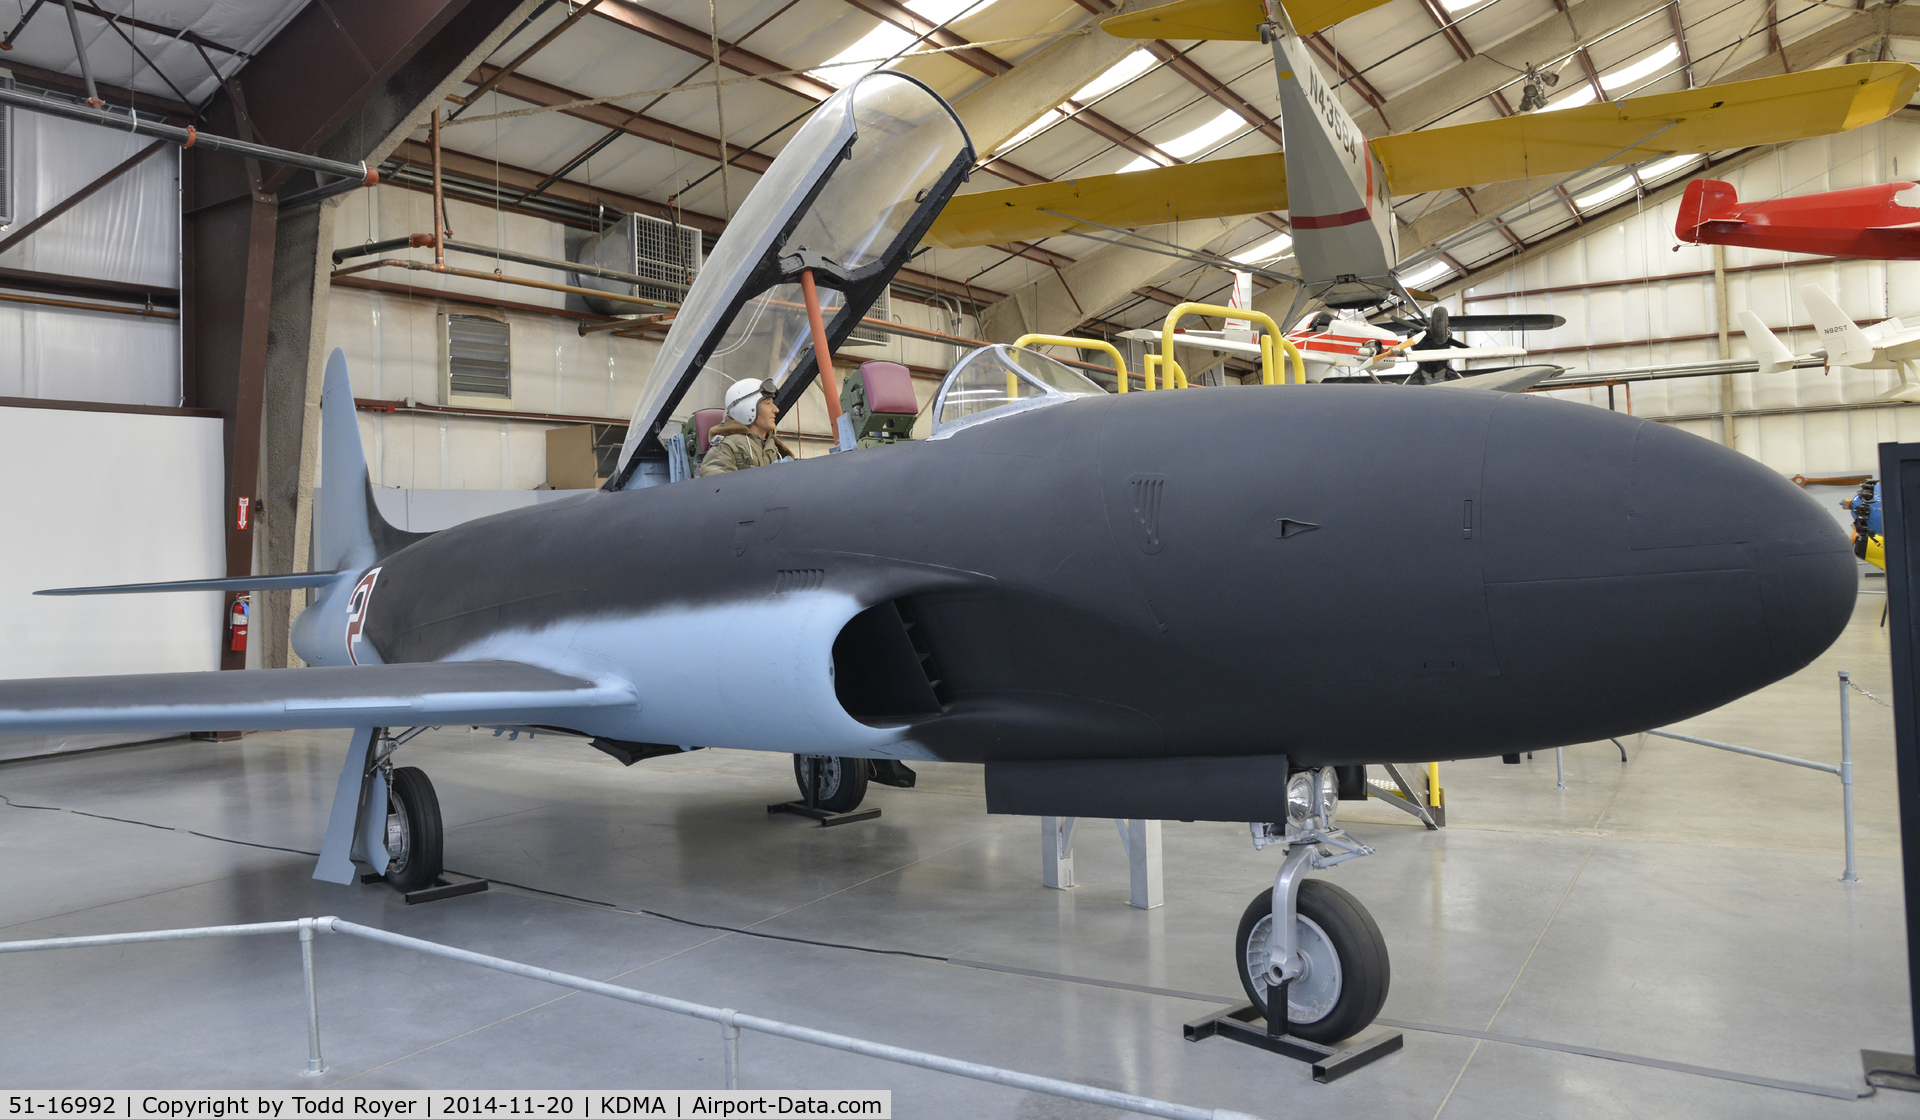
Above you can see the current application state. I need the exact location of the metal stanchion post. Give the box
[721,1010,740,1089]
[298,918,326,1076]
[1555,748,1566,790]
[1842,670,1859,884]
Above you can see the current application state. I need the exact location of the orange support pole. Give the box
[799,269,843,425]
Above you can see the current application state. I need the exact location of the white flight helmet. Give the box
[724,377,774,425]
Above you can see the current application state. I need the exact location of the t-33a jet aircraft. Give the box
[5,70,1861,1048]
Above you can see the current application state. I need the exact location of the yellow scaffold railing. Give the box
[1155,302,1305,388]
[1013,334,1131,392]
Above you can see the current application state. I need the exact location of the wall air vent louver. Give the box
[443,312,512,406]
[841,285,892,348]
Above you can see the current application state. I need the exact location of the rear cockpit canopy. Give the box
[930,345,1106,438]
[611,71,974,488]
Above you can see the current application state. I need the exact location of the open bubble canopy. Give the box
[613,72,974,485]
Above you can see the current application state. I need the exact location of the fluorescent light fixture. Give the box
[810,0,1000,87]
[1602,43,1679,90]
[1575,175,1635,209]
[1401,260,1454,289]
[1073,50,1154,102]
[1232,231,1293,263]
[1638,152,1699,181]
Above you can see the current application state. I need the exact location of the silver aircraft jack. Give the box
[1184,767,1404,1083]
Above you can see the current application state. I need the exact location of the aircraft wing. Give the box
[1373,63,1918,197]
[926,153,1286,249]
[0,660,635,735]
[1405,346,1527,361]
[1118,328,1266,357]
[1100,0,1397,38]
[1432,366,1562,392]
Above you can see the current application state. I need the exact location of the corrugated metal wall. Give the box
[0,112,179,405]
[1452,117,1920,476]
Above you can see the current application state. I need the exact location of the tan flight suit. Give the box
[697,420,796,476]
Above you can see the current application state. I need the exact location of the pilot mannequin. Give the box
[698,377,796,476]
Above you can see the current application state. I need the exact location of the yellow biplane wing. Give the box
[926,153,1287,248]
[1373,62,1918,196]
[927,63,1917,250]
[1100,0,1396,39]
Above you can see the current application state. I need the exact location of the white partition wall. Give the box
[0,403,223,760]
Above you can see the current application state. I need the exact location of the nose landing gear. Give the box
[1187,766,1404,1081]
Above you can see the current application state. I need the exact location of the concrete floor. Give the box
[0,581,1912,1118]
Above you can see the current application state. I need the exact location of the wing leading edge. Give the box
[0,660,635,735]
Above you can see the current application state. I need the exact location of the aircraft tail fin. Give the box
[1800,287,1877,367]
[1739,310,1800,375]
[317,348,430,572]
[1676,180,1740,244]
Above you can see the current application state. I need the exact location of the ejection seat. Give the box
[841,360,921,448]
[682,407,725,472]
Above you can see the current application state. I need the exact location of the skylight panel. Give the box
[1162,110,1245,158]
[1073,50,1155,102]
[1232,231,1293,263]
[992,108,1067,155]
[809,0,1003,88]
[1575,175,1635,209]
[1118,152,1174,174]
[1401,260,1454,289]
[1602,43,1680,90]
[1638,152,1699,181]
[1547,82,1600,111]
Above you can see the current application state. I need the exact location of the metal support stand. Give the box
[1184,1004,1403,1083]
[1841,670,1860,884]
[767,756,880,826]
[1367,762,1442,828]
[1041,816,1075,888]
[1555,748,1567,790]
[1117,819,1163,909]
[1037,817,1162,906]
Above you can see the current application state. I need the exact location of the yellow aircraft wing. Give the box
[1100,0,1396,39]
[926,152,1287,248]
[1373,62,1919,196]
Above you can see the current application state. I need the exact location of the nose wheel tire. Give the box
[383,765,444,893]
[1235,878,1390,1043]
[792,755,869,813]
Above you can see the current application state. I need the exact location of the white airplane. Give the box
[1741,286,1920,400]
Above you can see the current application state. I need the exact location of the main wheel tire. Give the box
[1235,878,1390,1043]
[792,755,869,813]
[383,766,444,892]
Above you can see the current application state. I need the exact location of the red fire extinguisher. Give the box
[229,595,249,653]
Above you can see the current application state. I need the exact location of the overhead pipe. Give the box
[0,85,378,188]
[58,0,99,106]
[332,233,689,293]
[327,258,674,311]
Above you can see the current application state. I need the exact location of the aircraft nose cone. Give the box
[1481,397,1855,735]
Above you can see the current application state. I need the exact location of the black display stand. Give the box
[361,871,489,905]
[767,758,880,827]
[1869,441,1920,1092]
[1183,980,1402,1084]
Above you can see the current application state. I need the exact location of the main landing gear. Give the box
[1186,766,1403,1082]
[313,726,485,903]
[768,755,917,826]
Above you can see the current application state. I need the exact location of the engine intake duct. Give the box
[833,600,947,724]
[984,755,1291,823]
